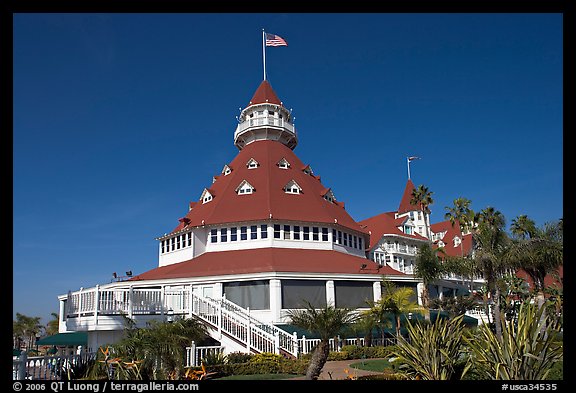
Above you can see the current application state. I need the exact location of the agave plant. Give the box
[464,302,563,380]
[390,314,468,380]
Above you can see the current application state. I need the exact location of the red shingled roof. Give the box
[169,140,368,236]
[359,211,428,249]
[131,248,404,281]
[516,266,563,290]
[249,80,282,106]
[430,220,459,234]
[398,179,418,214]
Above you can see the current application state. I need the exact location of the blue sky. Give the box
[13,13,563,325]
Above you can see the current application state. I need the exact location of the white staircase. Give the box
[190,293,298,358]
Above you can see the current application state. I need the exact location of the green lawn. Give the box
[349,358,394,372]
[215,373,304,380]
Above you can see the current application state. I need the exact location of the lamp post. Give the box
[35,332,41,353]
[166,308,174,323]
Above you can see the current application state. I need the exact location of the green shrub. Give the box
[204,354,308,377]
[327,351,349,361]
[201,351,227,366]
[249,353,283,373]
[339,345,393,359]
[226,352,253,364]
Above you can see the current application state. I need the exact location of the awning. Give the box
[36,332,88,347]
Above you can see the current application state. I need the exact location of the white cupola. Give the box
[234,80,297,150]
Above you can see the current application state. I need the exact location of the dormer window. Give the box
[284,180,302,194]
[236,180,255,195]
[302,165,314,175]
[277,158,290,169]
[222,164,232,176]
[200,188,214,204]
[321,189,336,203]
[438,240,445,248]
[453,236,461,247]
[246,158,259,169]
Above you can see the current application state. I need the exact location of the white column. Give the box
[188,285,194,319]
[438,285,444,300]
[58,299,66,333]
[213,282,223,299]
[246,307,251,351]
[373,281,382,303]
[78,288,83,317]
[326,280,335,307]
[160,286,165,317]
[128,286,134,319]
[269,279,282,323]
[94,285,100,326]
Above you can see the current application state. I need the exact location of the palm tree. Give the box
[13,313,43,351]
[351,311,378,347]
[45,312,60,336]
[471,207,510,341]
[286,302,358,380]
[379,280,422,337]
[506,219,563,326]
[442,254,479,292]
[363,299,393,344]
[410,184,434,240]
[414,243,444,321]
[510,214,537,240]
[444,197,475,256]
[104,316,208,380]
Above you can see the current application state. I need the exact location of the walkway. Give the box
[289,358,386,380]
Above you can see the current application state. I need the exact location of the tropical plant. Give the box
[410,184,434,240]
[506,218,563,314]
[429,295,477,318]
[87,316,208,380]
[285,301,358,380]
[45,312,60,336]
[444,197,475,239]
[464,302,563,380]
[414,243,444,321]
[379,280,422,337]
[362,299,393,343]
[349,311,377,347]
[13,313,43,351]
[510,215,537,240]
[442,254,479,291]
[470,207,511,341]
[390,314,468,380]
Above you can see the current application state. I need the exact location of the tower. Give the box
[234,80,297,150]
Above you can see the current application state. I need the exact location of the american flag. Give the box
[265,33,288,47]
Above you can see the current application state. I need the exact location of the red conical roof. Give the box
[398,179,418,214]
[170,140,368,236]
[248,80,282,105]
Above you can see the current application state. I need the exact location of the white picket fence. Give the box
[13,351,96,380]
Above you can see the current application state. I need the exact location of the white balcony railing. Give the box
[234,116,296,140]
[65,285,299,358]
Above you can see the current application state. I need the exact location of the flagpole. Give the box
[262,29,267,81]
[407,157,411,180]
